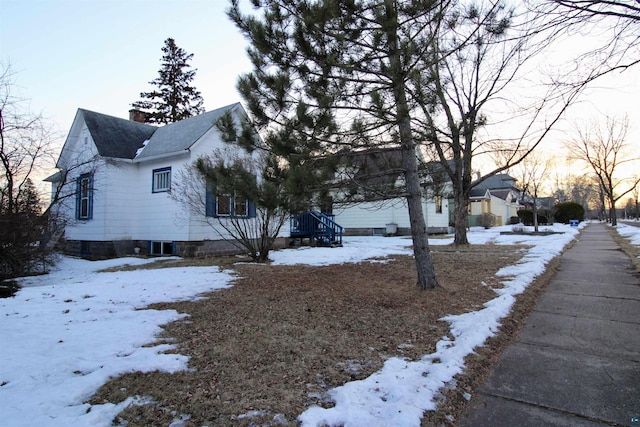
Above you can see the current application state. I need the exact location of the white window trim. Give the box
[152,167,171,193]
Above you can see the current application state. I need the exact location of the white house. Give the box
[47,103,266,258]
[330,149,450,235]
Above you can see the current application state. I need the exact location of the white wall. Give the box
[334,196,449,232]
[423,197,450,228]
[131,156,191,241]
[334,199,410,231]
[59,126,107,241]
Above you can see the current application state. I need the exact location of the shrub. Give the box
[516,209,548,226]
[512,224,524,233]
[554,202,585,224]
[480,213,496,229]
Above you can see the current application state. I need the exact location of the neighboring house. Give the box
[330,149,450,235]
[468,188,520,226]
[468,174,521,226]
[46,103,265,258]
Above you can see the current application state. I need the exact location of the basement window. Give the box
[150,241,174,256]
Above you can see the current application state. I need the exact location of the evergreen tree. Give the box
[170,111,290,262]
[228,0,442,289]
[0,178,47,283]
[132,37,204,124]
[228,0,590,275]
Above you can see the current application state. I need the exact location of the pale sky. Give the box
[1,0,251,134]
[1,0,638,187]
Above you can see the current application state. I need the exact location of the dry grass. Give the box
[90,246,526,426]
[609,225,640,275]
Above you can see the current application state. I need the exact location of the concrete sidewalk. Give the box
[459,222,640,426]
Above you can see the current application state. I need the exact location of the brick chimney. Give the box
[129,109,149,123]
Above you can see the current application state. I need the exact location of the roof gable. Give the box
[80,109,156,159]
[470,188,490,199]
[490,189,515,201]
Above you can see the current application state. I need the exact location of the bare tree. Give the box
[0,64,60,281]
[547,1,640,23]
[417,1,593,244]
[516,152,553,232]
[566,115,640,226]
[632,181,640,218]
[553,172,600,217]
[171,142,289,263]
[528,0,640,75]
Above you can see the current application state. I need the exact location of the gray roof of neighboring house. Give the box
[80,109,156,159]
[475,174,517,191]
[347,148,404,185]
[490,189,513,201]
[470,187,515,200]
[134,103,242,161]
[470,188,490,198]
[77,103,242,161]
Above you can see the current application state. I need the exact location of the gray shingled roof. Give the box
[475,174,517,191]
[134,103,242,161]
[80,109,156,159]
[470,188,490,198]
[490,189,513,201]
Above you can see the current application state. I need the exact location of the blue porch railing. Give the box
[290,211,343,247]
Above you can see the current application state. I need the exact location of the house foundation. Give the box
[61,237,291,260]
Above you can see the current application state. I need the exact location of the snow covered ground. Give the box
[4,222,636,427]
[617,221,640,246]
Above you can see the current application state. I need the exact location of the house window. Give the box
[234,194,248,217]
[216,194,232,216]
[76,173,93,220]
[206,188,255,218]
[435,195,443,214]
[150,241,174,256]
[152,167,171,193]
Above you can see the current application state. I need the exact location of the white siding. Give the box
[184,125,263,241]
[132,157,191,241]
[59,128,108,241]
[334,197,449,232]
[423,197,450,228]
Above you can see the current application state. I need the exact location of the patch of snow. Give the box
[134,138,150,157]
[1,257,234,427]
[270,236,414,266]
[616,222,640,246]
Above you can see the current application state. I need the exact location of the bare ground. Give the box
[89,244,558,427]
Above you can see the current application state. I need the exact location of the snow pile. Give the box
[1,257,234,427]
[616,222,640,246]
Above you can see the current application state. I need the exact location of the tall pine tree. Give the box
[132,37,204,124]
[228,0,442,289]
[229,0,590,287]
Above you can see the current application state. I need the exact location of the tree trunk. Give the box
[453,190,469,245]
[384,0,438,290]
[609,203,618,226]
[401,140,439,290]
